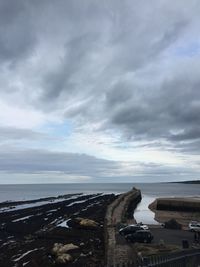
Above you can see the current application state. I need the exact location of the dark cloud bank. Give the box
[0,148,198,182]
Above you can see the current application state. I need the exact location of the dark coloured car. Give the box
[119,225,142,236]
[125,230,153,243]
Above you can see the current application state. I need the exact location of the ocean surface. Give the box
[0,183,199,224]
[0,183,199,202]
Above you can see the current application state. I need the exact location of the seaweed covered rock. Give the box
[164,219,182,230]
[52,243,79,255]
[56,254,72,264]
[52,243,79,264]
[68,217,99,229]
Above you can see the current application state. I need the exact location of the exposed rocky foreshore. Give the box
[0,193,117,267]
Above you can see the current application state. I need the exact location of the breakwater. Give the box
[105,187,141,267]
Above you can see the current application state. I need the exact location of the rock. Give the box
[80,253,87,257]
[56,253,72,264]
[52,243,62,255]
[52,242,79,264]
[68,217,99,229]
[78,218,99,228]
[52,243,79,255]
[59,243,79,254]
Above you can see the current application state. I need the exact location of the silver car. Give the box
[189,221,200,231]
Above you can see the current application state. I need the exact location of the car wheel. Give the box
[143,239,147,243]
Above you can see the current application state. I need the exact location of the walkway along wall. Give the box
[104,188,142,267]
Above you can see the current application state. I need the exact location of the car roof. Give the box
[135,230,151,233]
[124,224,140,228]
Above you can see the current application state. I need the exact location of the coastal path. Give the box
[105,188,141,267]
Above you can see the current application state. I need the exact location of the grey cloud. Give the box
[42,34,98,101]
[172,140,200,155]
[0,148,199,182]
[104,70,200,152]
[0,127,46,141]
[170,128,200,142]
[0,148,120,177]
[32,1,189,107]
[0,0,36,64]
[106,82,133,106]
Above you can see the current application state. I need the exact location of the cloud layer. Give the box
[0,0,200,182]
[0,148,199,183]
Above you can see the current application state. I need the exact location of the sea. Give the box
[0,183,199,224]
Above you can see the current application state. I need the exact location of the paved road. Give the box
[116,227,196,248]
[150,227,195,246]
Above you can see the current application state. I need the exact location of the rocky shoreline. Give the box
[0,193,117,267]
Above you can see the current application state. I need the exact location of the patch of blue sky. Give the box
[169,41,200,58]
[14,121,74,152]
[40,120,73,138]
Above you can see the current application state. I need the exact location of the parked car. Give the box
[125,230,153,243]
[136,222,149,230]
[189,221,200,232]
[119,224,142,236]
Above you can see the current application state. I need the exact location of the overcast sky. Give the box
[0,0,200,183]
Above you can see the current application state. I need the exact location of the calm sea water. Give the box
[0,183,199,202]
[0,183,199,224]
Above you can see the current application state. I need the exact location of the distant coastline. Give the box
[171,180,200,184]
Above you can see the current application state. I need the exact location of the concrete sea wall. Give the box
[156,198,200,212]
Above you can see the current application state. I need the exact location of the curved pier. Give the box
[105,188,141,267]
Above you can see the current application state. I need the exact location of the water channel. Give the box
[134,194,159,225]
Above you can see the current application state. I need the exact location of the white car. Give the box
[136,223,149,230]
[189,221,200,231]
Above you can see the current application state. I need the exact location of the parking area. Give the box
[116,226,196,247]
[150,227,194,246]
